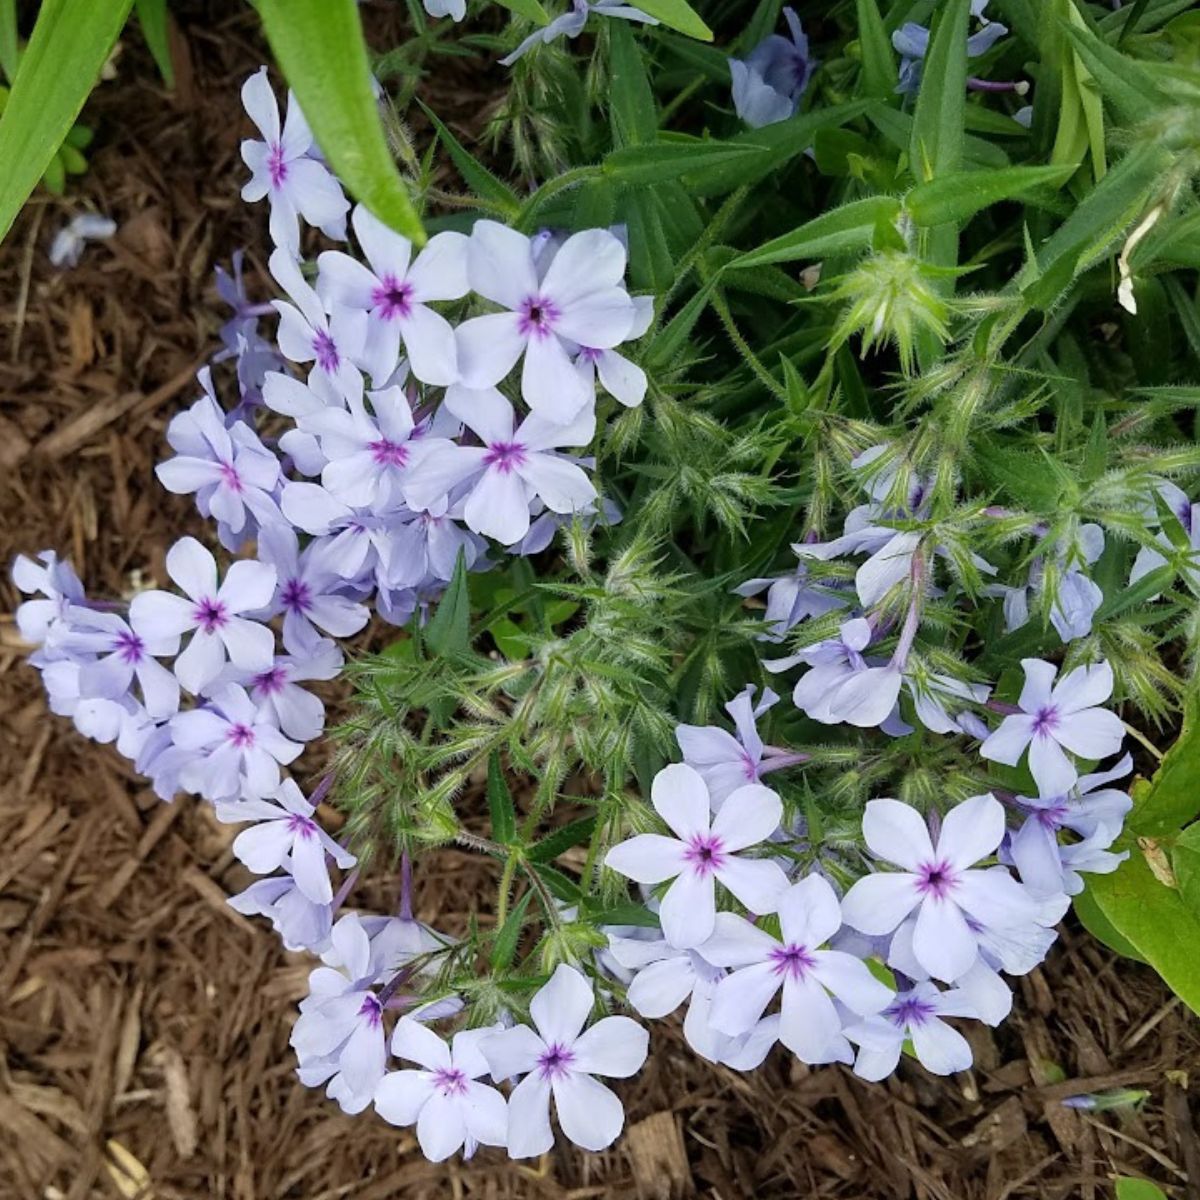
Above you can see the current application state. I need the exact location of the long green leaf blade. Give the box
[627,0,712,41]
[0,0,134,245]
[255,0,425,245]
[906,165,1075,227]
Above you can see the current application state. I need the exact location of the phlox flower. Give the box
[703,875,893,1064]
[734,548,847,641]
[893,8,1007,96]
[48,213,117,269]
[840,795,1040,982]
[291,913,387,1113]
[170,683,303,801]
[270,249,367,407]
[455,222,637,421]
[218,778,356,904]
[12,550,86,652]
[482,964,648,1156]
[903,667,991,736]
[374,1019,508,1161]
[229,874,332,953]
[279,480,396,587]
[843,982,977,1081]
[240,68,349,255]
[405,386,597,547]
[156,378,281,540]
[606,934,729,1062]
[304,384,445,511]
[387,506,487,590]
[239,642,343,742]
[58,608,180,720]
[256,524,370,655]
[318,205,469,386]
[129,537,277,694]
[730,8,815,129]
[979,659,1125,797]
[1131,483,1200,591]
[604,762,788,949]
[500,0,657,66]
[675,685,807,809]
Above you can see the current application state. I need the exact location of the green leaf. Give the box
[603,139,764,186]
[1049,0,1106,180]
[1072,885,1147,963]
[584,901,661,928]
[425,550,471,656]
[855,0,898,100]
[1173,822,1200,917]
[0,0,135,245]
[1115,1178,1169,1200]
[0,0,18,83]
[486,752,518,846]
[529,816,597,864]
[1127,684,1200,837]
[645,276,718,368]
[624,0,711,41]
[624,187,674,292]
[490,888,534,969]
[609,21,657,148]
[869,103,1010,170]
[905,165,1075,227]
[255,0,425,244]
[728,195,901,269]
[1086,848,1200,1016]
[417,99,520,218]
[492,0,550,25]
[1062,19,1166,125]
[135,0,174,88]
[909,0,969,184]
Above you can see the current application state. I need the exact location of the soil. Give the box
[1,5,1198,1198]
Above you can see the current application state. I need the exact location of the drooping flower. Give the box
[228,873,333,952]
[735,547,847,642]
[219,778,356,903]
[481,964,648,1156]
[604,762,788,949]
[11,550,86,653]
[704,875,892,1064]
[676,685,807,809]
[843,982,977,1080]
[404,385,597,546]
[730,8,815,129]
[128,537,277,694]
[979,659,1125,797]
[291,913,388,1114]
[500,0,657,66]
[893,7,1008,96]
[840,795,1040,982]
[318,205,469,386]
[170,683,303,801]
[240,68,349,255]
[455,222,637,421]
[374,1019,509,1161]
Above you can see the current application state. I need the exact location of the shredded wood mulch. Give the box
[1,5,1198,1198]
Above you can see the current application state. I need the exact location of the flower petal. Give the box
[570,1015,648,1078]
[604,834,686,884]
[650,763,711,840]
[552,1072,626,1152]
[658,867,716,950]
[714,856,789,917]
[530,963,594,1046]
[840,872,920,936]
[937,793,1005,871]
[710,784,782,851]
[776,874,842,949]
[503,1072,553,1160]
[862,798,934,871]
[911,899,977,983]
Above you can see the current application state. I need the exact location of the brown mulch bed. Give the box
[1,4,1198,1197]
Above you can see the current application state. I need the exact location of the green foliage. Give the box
[1115,1177,1170,1200]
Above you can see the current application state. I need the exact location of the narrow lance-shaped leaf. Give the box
[416,98,521,218]
[134,0,174,88]
[627,0,712,40]
[254,0,425,245]
[855,0,898,100]
[492,0,551,25]
[0,0,135,245]
[425,549,472,656]
[905,165,1076,227]
[729,195,902,269]
[487,752,518,847]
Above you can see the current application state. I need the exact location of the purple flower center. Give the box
[1035,801,1070,829]
[517,294,561,340]
[740,750,760,782]
[916,858,959,900]
[1032,705,1060,738]
[682,833,727,877]
[885,993,937,1029]
[193,597,228,634]
[218,461,244,493]
[281,576,312,614]
[537,1042,575,1080]
[372,275,414,321]
[253,665,288,696]
[578,346,602,364]
[769,943,816,980]
[483,441,528,474]
[357,993,383,1028]
[267,143,288,189]
[113,629,145,664]
[369,438,410,469]
[227,723,256,749]
[286,813,318,841]
[313,329,340,372]
[433,1067,468,1097]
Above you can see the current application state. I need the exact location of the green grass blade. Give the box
[0,0,134,245]
[0,0,18,83]
[134,0,174,88]
[855,0,897,100]
[632,0,712,40]
[254,0,425,245]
